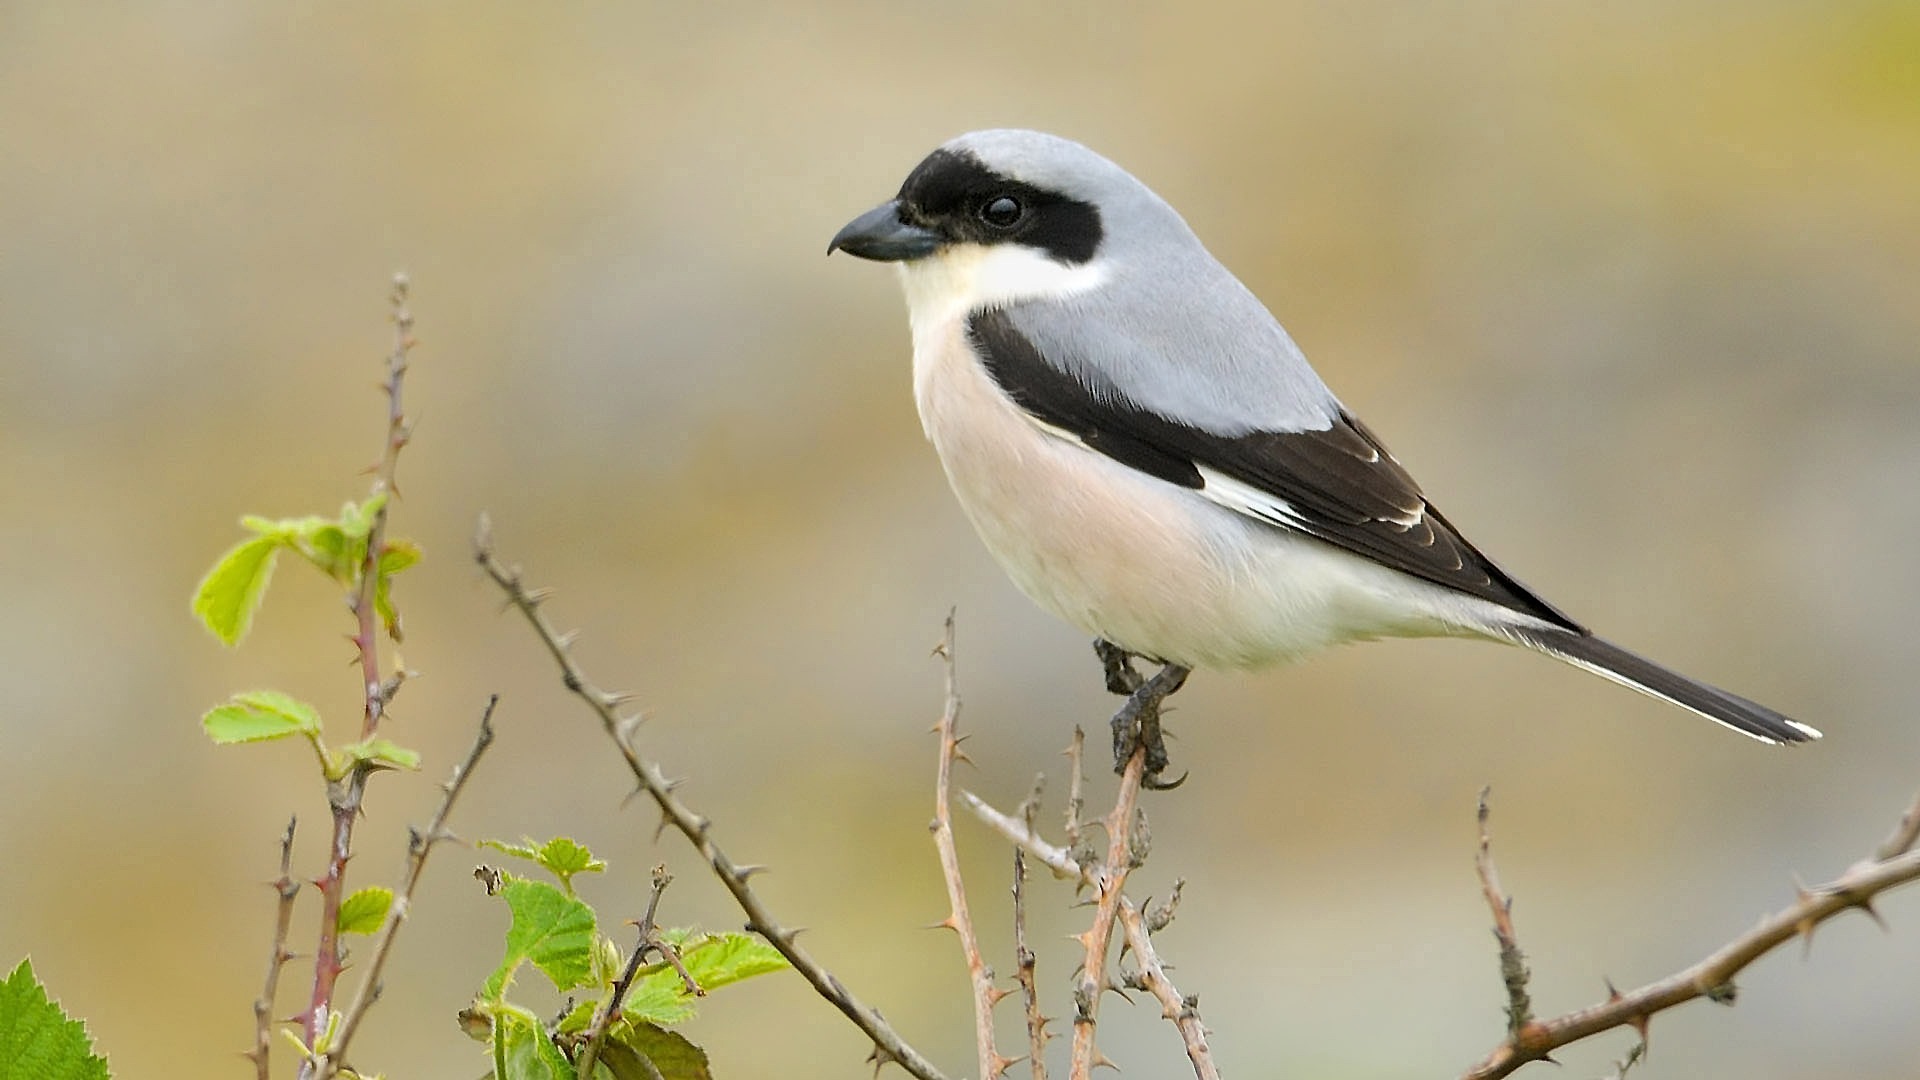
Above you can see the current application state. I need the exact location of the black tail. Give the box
[1509,629,1821,745]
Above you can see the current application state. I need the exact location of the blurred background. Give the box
[2,3,1917,1077]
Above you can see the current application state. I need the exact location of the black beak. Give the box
[827,200,942,262]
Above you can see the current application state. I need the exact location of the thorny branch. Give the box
[1464,786,1920,1079]
[959,756,1216,1079]
[474,518,952,1080]
[1475,789,1532,1038]
[1012,781,1050,1080]
[315,696,498,1079]
[1068,721,1153,1079]
[929,616,1016,1080]
[248,817,300,1080]
[578,865,688,1080]
[303,275,417,1073]
[1116,894,1217,1080]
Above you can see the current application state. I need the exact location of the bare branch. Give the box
[319,694,498,1078]
[578,865,681,1079]
[929,615,1014,1080]
[1475,789,1533,1038]
[1068,736,1149,1080]
[1463,796,1920,1079]
[474,519,951,1080]
[247,817,300,1080]
[1116,898,1218,1080]
[1013,781,1050,1080]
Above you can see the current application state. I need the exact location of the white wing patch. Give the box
[1195,466,1312,532]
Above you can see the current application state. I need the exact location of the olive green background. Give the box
[3,3,1918,1077]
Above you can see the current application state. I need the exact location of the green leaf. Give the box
[491,1007,572,1080]
[337,493,388,540]
[338,737,421,772]
[602,1025,710,1080]
[481,877,598,1000]
[477,837,606,893]
[676,932,788,992]
[378,538,421,575]
[614,932,788,1028]
[0,959,112,1080]
[338,887,394,935]
[190,535,284,646]
[202,690,323,745]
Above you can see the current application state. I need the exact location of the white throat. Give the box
[896,243,1109,338]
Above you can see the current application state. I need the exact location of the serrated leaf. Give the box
[556,998,598,1036]
[303,524,352,580]
[378,539,421,576]
[337,494,388,540]
[0,959,112,1080]
[614,932,789,1028]
[492,1007,571,1080]
[338,737,421,772]
[477,837,605,893]
[533,837,605,880]
[202,690,323,745]
[676,932,788,992]
[481,878,597,1000]
[372,539,418,642]
[602,1025,710,1080]
[476,838,541,863]
[613,968,700,1027]
[338,887,394,935]
[190,535,284,646]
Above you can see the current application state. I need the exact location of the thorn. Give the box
[986,985,1015,1006]
[734,864,770,880]
[1091,1048,1120,1071]
[990,1053,1022,1078]
[1855,894,1891,933]
[1604,977,1622,1003]
[929,916,959,933]
[599,689,637,709]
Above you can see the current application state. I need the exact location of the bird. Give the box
[828,128,1820,758]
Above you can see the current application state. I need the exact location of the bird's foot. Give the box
[1094,638,1143,696]
[1107,661,1191,789]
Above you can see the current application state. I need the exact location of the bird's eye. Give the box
[979,195,1024,228]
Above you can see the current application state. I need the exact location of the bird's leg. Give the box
[1094,637,1143,696]
[1108,662,1191,790]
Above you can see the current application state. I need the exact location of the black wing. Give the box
[968,308,1581,631]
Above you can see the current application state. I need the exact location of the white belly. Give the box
[907,307,1483,669]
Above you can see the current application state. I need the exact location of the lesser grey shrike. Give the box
[829,128,1819,757]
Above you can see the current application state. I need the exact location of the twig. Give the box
[1013,781,1049,1080]
[303,275,417,1070]
[1063,728,1087,867]
[1873,787,1920,862]
[1475,789,1533,1038]
[1463,794,1920,1079]
[318,694,498,1079]
[929,615,1014,1080]
[1068,740,1149,1080]
[473,518,952,1080]
[578,865,680,1079]
[962,766,1217,1078]
[1116,898,1218,1080]
[248,817,300,1080]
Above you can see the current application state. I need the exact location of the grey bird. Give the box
[829,128,1819,749]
